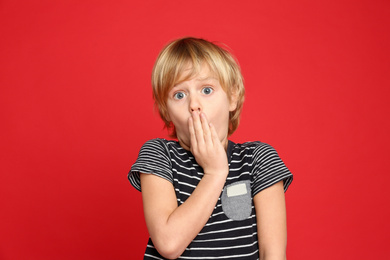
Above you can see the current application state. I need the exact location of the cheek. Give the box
[210,99,230,120]
[169,113,190,133]
[208,107,230,130]
[174,120,191,143]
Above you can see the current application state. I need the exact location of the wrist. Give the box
[202,169,228,184]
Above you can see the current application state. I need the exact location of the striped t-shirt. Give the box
[128,138,293,259]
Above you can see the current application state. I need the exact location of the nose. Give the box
[189,95,202,113]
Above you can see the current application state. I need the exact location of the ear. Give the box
[229,90,239,112]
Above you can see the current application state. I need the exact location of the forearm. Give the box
[164,174,225,254]
[142,172,226,259]
[258,226,287,260]
[260,251,287,260]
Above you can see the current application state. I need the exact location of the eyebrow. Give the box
[173,76,218,88]
[195,76,218,81]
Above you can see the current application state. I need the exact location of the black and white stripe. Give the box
[129,138,293,259]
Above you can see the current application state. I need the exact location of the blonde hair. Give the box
[152,37,245,137]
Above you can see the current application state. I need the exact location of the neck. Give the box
[178,137,229,152]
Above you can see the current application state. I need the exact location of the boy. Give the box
[128,37,293,259]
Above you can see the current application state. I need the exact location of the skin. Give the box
[165,65,236,152]
[140,64,287,259]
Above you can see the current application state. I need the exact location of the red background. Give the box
[1,1,389,259]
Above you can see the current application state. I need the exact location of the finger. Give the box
[188,117,198,152]
[192,111,205,146]
[200,113,212,145]
[209,122,221,146]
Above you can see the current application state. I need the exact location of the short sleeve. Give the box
[128,139,173,192]
[251,143,293,196]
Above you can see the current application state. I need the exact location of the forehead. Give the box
[175,63,218,86]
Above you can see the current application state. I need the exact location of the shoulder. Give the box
[139,138,177,155]
[133,138,175,170]
[251,142,279,158]
[141,138,181,148]
[241,141,285,166]
[230,140,288,173]
[129,139,178,191]
[244,141,293,194]
[141,138,169,149]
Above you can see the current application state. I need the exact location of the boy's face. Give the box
[166,64,237,150]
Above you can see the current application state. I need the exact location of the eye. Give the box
[173,92,186,100]
[201,87,213,95]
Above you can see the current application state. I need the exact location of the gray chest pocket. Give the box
[221,180,252,221]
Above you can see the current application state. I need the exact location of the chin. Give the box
[177,136,191,150]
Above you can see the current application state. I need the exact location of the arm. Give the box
[140,112,228,259]
[254,180,287,260]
